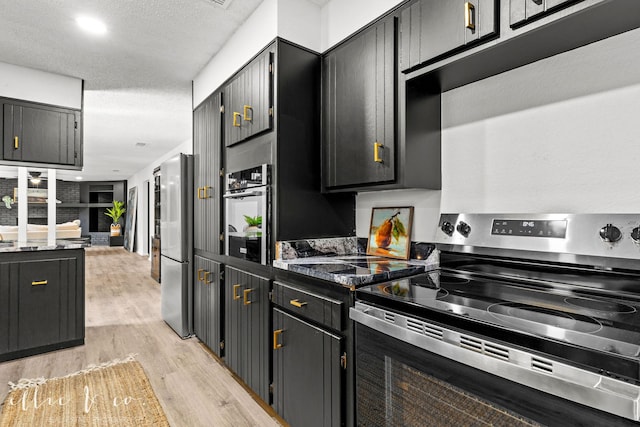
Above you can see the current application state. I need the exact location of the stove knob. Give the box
[456,221,471,237]
[599,224,622,243]
[631,227,640,243]
[440,221,454,236]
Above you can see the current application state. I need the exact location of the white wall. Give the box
[127,138,192,256]
[0,61,82,109]
[276,0,322,52]
[193,0,324,107]
[320,0,403,51]
[441,27,640,215]
[193,0,278,106]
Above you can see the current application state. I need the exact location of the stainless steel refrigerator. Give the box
[160,153,193,338]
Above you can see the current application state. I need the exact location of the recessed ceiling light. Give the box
[75,176,83,180]
[135,142,147,147]
[76,15,107,36]
[112,169,120,172]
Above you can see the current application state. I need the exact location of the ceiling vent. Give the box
[207,0,234,9]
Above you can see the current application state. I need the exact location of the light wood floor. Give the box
[0,246,282,426]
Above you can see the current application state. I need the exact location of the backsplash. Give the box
[276,236,437,264]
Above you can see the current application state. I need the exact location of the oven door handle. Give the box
[223,189,266,199]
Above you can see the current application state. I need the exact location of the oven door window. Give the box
[355,324,635,427]
[225,191,267,264]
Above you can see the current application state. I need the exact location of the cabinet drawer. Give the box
[273,281,343,331]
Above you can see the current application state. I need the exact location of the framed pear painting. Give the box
[366,207,414,259]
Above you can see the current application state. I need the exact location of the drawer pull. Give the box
[374,142,383,163]
[290,299,307,308]
[233,112,242,127]
[197,268,204,282]
[465,2,476,30]
[32,280,47,286]
[243,288,253,305]
[243,105,252,122]
[273,329,283,350]
[233,284,241,300]
[203,271,212,284]
[14,136,19,149]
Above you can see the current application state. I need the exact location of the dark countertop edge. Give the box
[289,264,426,288]
[274,261,430,288]
[0,240,90,253]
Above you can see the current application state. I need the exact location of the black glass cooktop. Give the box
[357,265,640,379]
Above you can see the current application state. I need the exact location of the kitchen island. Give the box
[0,241,87,362]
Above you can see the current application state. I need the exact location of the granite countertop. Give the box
[273,237,438,289]
[274,255,434,288]
[0,239,90,253]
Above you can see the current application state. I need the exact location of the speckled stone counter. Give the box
[274,237,438,288]
[0,239,90,253]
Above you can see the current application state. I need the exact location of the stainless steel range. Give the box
[351,214,640,426]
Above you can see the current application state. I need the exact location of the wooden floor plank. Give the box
[0,247,281,427]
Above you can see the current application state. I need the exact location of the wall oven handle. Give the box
[223,189,265,199]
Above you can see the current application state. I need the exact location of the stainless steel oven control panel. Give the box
[434,214,640,268]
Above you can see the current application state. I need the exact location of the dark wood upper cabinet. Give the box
[510,0,581,27]
[224,50,272,147]
[193,91,222,255]
[323,16,396,189]
[400,0,498,72]
[2,99,82,169]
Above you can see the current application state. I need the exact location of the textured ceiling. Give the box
[0,0,264,181]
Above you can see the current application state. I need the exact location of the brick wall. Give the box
[0,178,81,225]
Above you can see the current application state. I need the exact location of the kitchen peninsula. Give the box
[0,241,86,362]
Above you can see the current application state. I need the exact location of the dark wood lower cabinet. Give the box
[272,308,343,427]
[224,266,270,402]
[194,256,222,356]
[0,249,85,361]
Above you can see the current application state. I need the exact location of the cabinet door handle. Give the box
[203,186,211,199]
[233,284,241,300]
[374,142,384,163]
[465,2,476,30]
[243,105,252,122]
[197,187,203,199]
[273,329,283,350]
[31,280,47,286]
[14,136,19,149]
[197,268,204,282]
[289,299,307,308]
[233,112,242,127]
[203,271,212,284]
[243,288,253,305]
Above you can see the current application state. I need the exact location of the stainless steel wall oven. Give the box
[224,164,270,264]
[351,214,640,426]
